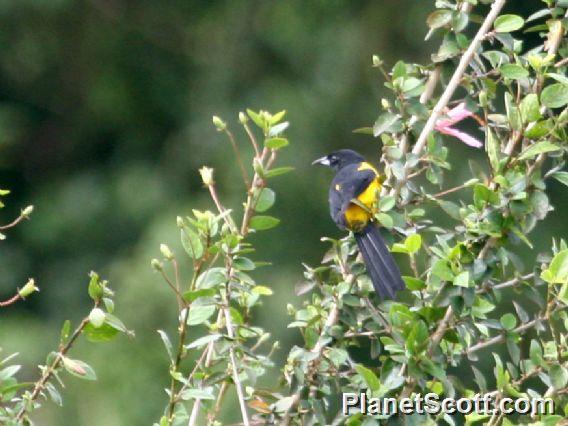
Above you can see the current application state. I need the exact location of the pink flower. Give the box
[434,103,483,148]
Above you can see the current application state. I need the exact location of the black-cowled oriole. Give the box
[313,149,405,299]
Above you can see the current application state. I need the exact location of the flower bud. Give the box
[151,258,163,272]
[22,205,34,217]
[176,216,184,228]
[199,166,214,186]
[18,278,39,298]
[238,111,248,124]
[381,98,390,110]
[212,116,226,131]
[372,54,383,67]
[160,244,174,260]
[88,307,106,328]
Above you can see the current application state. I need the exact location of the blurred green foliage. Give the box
[0,1,565,425]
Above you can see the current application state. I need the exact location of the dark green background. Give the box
[0,1,564,424]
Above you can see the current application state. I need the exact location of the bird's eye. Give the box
[329,156,337,164]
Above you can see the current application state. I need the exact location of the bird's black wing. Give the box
[329,164,376,229]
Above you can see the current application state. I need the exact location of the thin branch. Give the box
[0,293,21,307]
[16,315,91,422]
[477,273,534,294]
[207,181,238,233]
[0,206,33,231]
[240,147,271,236]
[282,254,353,424]
[223,302,250,426]
[188,310,224,426]
[224,128,250,188]
[410,0,507,158]
[465,318,539,356]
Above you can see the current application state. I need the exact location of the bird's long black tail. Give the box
[354,224,405,299]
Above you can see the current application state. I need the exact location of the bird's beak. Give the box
[312,156,330,166]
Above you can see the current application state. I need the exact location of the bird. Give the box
[312,149,405,299]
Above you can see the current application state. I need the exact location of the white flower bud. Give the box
[199,166,214,186]
[22,205,34,217]
[160,244,174,260]
[88,307,106,328]
[212,116,226,131]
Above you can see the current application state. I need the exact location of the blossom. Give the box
[434,103,483,148]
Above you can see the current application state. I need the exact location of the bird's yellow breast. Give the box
[344,165,381,231]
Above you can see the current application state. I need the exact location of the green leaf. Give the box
[373,112,401,137]
[196,268,226,289]
[0,365,21,381]
[246,109,265,130]
[541,83,568,108]
[432,260,454,281]
[405,234,422,254]
[181,227,204,259]
[157,330,174,362]
[255,188,275,212]
[486,128,501,172]
[520,94,541,122]
[518,141,561,161]
[62,357,97,381]
[183,288,217,303]
[438,199,461,220]
[453,271,470,288]
[264,137,289,150]
[60,320,71,345]
[375,212,393,229]
[559,283,568,305]
[179,388,215,400]
[550,364,568,389]
[249,215,280,231]
[187,305,216,325]
[526,119,553,139]
[530,340,545,367]
[354,364,380,391]
[233,257,255,271]
[45,382,62,406]
[427,9,452,29]
[499,64,529,79]
[473,184,498,209]
[500,313,517,330]
[378,195,395,212]
[185,334,222,350]
[402,276,425,291]
[87,272,103,301]
[551,172,568,187]
[252,285,273,295]
[494,14,524,33]
[83,322,119,342]
[265,167,294,178]
[540,249,568,284]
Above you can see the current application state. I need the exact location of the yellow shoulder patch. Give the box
[357,162,378,174]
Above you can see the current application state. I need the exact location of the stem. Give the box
[188,310,224,426]
[167,263,202,423]
[0,292,21,308]
[207,183,238,233]
[241,147,273,236]
[15,316,90,422]
[282,254,354,424]
[223,303,250,426]
[224,128,250,188]
[0,211,30,231]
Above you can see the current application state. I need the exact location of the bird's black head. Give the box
[312,149,365,171]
